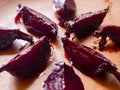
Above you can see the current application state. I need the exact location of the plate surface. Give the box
[0,0,120,90]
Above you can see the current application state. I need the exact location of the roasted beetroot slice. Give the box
[0,36,51,78]
[53,0,76,27]
[43,62,84,90]
[65,7,109,39]
[0,27,33,50]
[15,5,58,41]
[62,38,120,81]
[94,26,120,51]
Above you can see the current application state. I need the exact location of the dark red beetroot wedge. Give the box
[65,7,109,39]
[43,62,84,90]
[0,27,33,50]
[62,38,120,81]
[0,36,51,78]
[53,0,76,27]
[94,26,120,51]
[15,5,58,41]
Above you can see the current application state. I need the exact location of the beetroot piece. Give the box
[94,26,120,51]
[0,36,51,78]
[15,5,58,41]
[0,27,33,50]
[65,7,109,39]
[62,38,120,81]
[43,62,84,90]
[53,0,76,27]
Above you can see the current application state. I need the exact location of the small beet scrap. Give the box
[94,26,120,51]
[65,7,109,39]
[0,27,33,50]
[15,5,58,41]
[62,38,120,81]
[43,62,84,90]
[0,36,51,78]
[53,0,76,27]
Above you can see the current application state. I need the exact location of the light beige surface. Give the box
[0,0,120,90]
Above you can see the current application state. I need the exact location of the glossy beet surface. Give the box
[53,0,76,27]
[65,7,109,39]
[0,27,33,50]
[43,62,84,90]
[0,36,51,78]
[62,38,120,81]
[15,5,58,41]
[94,26,120,51]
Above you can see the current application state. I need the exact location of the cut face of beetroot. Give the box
[0,27,33,50]
[62,38,120,81]
[43,62,84,90]
[53,0,76,27]
[0,36,51,78]
[65,7,109,39]
[15,5,58,41]
[94,26,120,51]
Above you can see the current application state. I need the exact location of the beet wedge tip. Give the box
[15,4,58,41]
[65,6,109,39]
[0,27,33,50]
[43,62,84,90]
[94,25,120,51]
[0,36,51,78]
[62,38,120,82]
[53,0,76,27]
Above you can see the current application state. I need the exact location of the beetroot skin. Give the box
[0,36,51,78]
[94,25,120,51]
[43,62,84,90]
[65,7,109,39]
[62,38,120,81]
[0,27,33,50]
[15,5,58,41]
[53,0,76,27]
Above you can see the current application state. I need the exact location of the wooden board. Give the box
[0,0,120,90]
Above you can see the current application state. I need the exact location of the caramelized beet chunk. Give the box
[65,7,109,39]
[15,5,58,41]
[62,38,120,81]
[94,26,120,51]
[0,27,33,50]
[0,36,51,78]
[43,62,84,90]
[53,0,76,27]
